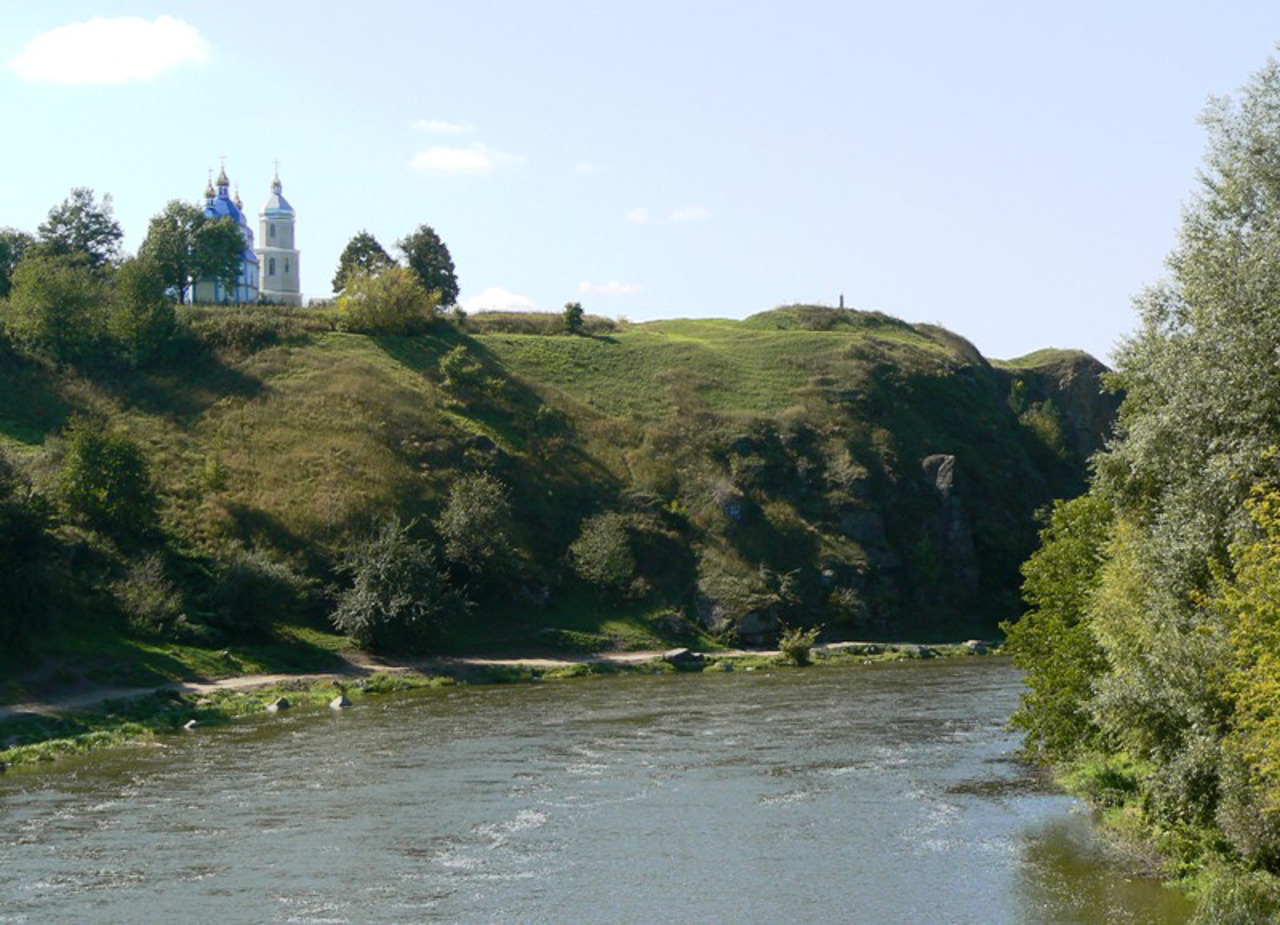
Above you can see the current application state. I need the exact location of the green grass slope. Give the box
[0,304,1115,685]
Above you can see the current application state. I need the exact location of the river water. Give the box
[0,658,1191,924]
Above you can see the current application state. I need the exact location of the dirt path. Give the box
[0,648,771,721]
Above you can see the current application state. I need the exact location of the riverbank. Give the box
[0,640,997,770]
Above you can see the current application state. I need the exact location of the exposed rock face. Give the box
[1006,353,1121,461]
[921,454,981,595]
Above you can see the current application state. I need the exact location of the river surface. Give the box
[0,658,1192,924]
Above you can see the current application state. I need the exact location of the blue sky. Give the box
[3,2,1279,362]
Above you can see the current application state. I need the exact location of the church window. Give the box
[285,259,290,274]
[269,257,276,276]
[270,224,276,238]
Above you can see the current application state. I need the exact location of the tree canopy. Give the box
[1005,52,1280,898]
[0,227,34,299]
[140,201,244,302]
[34,187,123,270]
[397,224,458,306]
[332,230,393,293]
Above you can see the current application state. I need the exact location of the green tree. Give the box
[332,230,393,293]
[34,187,123,270]
[397,224,459,306]
[1002,494,1113,761]
[192,217,248,296]
[563,301,585,335]
[57,415,158,538]
[0,227,34,299]
[109,255,175,366]
[2,254,107,361]
[139,201,244,304]
[331,517,459,652]
[337,266,440,334]
[436,473,515,578]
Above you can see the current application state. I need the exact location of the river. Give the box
[0,658,1192,923]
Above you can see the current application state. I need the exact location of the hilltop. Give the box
[0,303,1116,692]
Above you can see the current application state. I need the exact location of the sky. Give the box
[3,2,1280,363]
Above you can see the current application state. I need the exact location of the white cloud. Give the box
[459,287,538,312]
[669,206,711,222]
[625,206,651,224]
[578,280,640,297]
[573,161,607,175]
[10,16,209,84]
[410,142,521,175]
[413,119,476,135]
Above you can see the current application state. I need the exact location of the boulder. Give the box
[662,648,705,669]
[266,697,291,712]
[963,639,988,655]
[329,694,352,710]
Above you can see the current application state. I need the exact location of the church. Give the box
[191,164,302,306]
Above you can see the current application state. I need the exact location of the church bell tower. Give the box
[256,167,302,306]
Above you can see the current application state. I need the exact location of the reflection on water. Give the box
[0,659,1192,923]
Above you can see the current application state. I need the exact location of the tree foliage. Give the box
[563,301,585,335]
[570,512,635,592]
[57,415,157,539]
[1007,52,1280,892]
[109,255,175,366]
[0,227,34,299]
[332,230,393,293]
[34,187,123,270]
[140,200,243,303]
[0,451,55,650]
[2,254,107,361]
[331,517,458,652]
[436,473,515,579]
[336,266,440,334]
[397,224,458,306]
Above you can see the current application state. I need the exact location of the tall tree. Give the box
[332,230,393,293]
[34,188,123,270]
[397,224,459,306]
[0,227,35,299]
[109,255,174,366]
[140,202,243,303]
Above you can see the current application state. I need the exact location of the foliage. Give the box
[0,227,34,299]
[332,230,393,293]
[397,224,459,306]
[437,344,487,392]
[33,187,123,270]
[1003,494,1112,760]
[778,624,821,666]
[570,512,636,592]
[57,415,157,538]
[208,548,315,638]
[332,517,458,652]
[114,553,184,637]
[1190,870,1280,925]
[140,200,243,303]
[337,266,440,334]
[109,256,175,366]
[563,301,585,335]
[436,472,516,581]
[2,254,107,361]
[0,452,55,650]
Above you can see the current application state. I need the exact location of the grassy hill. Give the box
[0,303,1117,690]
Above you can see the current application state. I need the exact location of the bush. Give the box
[1191,870,1280,925]
[57,415,157,539]
[115,553,183,637]
[438,345,487,392]
[778,624,821,666]
[209,548,314,638]
[2,254,107,362]
[337,266,439,334]
[331,517,460,652]
[436,473,515,580]
[109,256,175,366]
[570,513,635,593]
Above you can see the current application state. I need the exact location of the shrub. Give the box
[563,301,584,335]
[1191,870,1280,925]
[57,415,158,539]
[436,473,515,580]
[0,452,55,649]
[209,548,314,638]
[115,553,183,637]
[2,254,106,362]
[109,255,175,366]
[337,266,439,334]
[570,513,635,593]
[778,624,821,666]
[438,345,487,392]
[331,517,460,652]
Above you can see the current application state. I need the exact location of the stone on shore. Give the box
[329,694,352,710]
